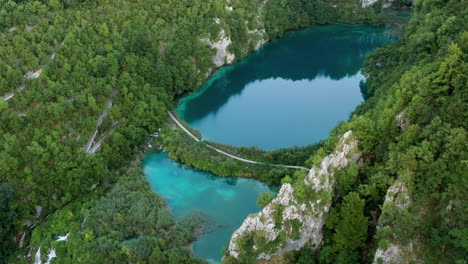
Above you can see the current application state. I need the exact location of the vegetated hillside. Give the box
[225,0,467,263]
[0,0,379,263]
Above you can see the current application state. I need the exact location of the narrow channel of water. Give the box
[177,24,401,149]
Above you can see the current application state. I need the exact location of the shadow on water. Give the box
[179,25,400,123]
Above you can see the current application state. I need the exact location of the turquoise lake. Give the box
[143,152,273,263]
[176,24,400,149]
[144,24,403,263]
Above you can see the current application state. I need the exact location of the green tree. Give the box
[256,192,275,208]
[0,182,16,260]
[333,192,368,250]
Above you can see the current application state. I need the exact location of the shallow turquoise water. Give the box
[143,152,273,263]
[177,24,400,149]
[145,24,402,263]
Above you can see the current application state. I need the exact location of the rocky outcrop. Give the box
[202,0,269,70]
[25,69,42,79]
[395,109,410,131]
[373,181,419,264]
[204,28,235,68]
[381,181,410,210]
[227,131,360,260]
[373,242,413,264]
[361,0,394,8]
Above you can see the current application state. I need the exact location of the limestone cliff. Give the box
[203,0,388,72]
[361,0,394,8]
[201,1,268,71]
[204,28,236,68]
[372,181,421,264]
[227,131,360,260]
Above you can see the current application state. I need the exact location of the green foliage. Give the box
[293,248,318,264]
[160,128,291,185]
[206,140,323,167]
[320,192,368,263]
[256,192,275,208]
[284,219,302,240]
[273,206,285,229]
[2,0,465,263]
[333,193,368,251]
[0,182,16,260]
[264,0,375,39]
[333,0,468,262]
[335,164,359,197]
[25,164,205,264]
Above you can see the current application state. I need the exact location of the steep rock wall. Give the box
[203,28,236,68]
[227,131,360,260]
[202,9,268,70]
[203,0,387,71]
[372,181,420,264]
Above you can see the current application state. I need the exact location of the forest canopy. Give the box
[1,0,466,263]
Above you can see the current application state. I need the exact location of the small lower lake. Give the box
[144,24,404,263]
[143,152,274,263]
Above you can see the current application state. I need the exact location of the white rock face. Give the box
[362,0,394,8]
[45,249,56,264]
[204,29,235,68]
[228,131,359,260]
[373,181,418,264]
[373,243,405,264]
[2,92,14,101]
[382,181,410,210]
[19,232,26,248]
[55,232,70,242]
[395,109,410,131]
[203,7,268,70]
[361,0,378,7]
[35,205,43,218]
[34,247,41,264]
[25,69,42,79]
[248,28,267,51]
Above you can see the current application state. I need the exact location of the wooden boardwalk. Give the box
[168,111,309,171]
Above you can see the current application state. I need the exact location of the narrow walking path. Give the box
[168,111,309,170]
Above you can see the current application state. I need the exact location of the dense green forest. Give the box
[222,0,467,263]
[0,0,378,263]
[1,0,465,263]
[26,160,208,264]
[159,126,312,186]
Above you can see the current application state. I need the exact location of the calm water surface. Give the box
[143,152,273,263]
[144,24,402,263]
[177,24,400,149]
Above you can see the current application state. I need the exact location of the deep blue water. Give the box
[144,24,402,263]
[177,24,400,149]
